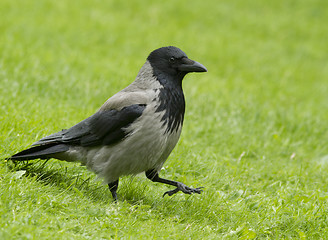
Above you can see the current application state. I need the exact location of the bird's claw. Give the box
[163,182,203,197]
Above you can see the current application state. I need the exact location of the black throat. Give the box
[154,74,185,134]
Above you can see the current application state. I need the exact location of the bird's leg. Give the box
[108,179,119,201]
[145,169,203,197]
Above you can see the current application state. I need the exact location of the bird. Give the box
[8,46,207,201]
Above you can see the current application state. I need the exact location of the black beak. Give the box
[178,57,207,73]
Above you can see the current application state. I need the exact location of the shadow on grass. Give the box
[5,159,185,208]
[6,159,111,200]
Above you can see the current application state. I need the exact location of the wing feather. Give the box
[33,104,146,147]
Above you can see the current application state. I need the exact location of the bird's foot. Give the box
[108,180,119,202]
[111,192,118,203]
[163,182,203,197]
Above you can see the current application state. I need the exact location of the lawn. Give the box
[1,0,328,239]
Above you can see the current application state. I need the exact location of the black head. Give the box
[147,46,207,84]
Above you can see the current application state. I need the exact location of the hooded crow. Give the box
[9,46,207,200]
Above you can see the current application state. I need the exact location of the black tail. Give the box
[9,144,69,161]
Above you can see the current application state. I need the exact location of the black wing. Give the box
[34,104,147,147]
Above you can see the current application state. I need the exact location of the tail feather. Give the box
[9,144,69,161]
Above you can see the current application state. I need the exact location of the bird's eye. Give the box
[169,57,176,63]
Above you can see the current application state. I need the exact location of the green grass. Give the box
[1,0,328,239]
